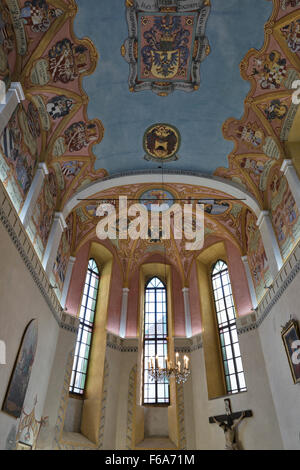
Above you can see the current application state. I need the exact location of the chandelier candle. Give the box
[148,353,191,385]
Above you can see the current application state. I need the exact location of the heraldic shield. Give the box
[149,49,180,80]
[121,0,211,96]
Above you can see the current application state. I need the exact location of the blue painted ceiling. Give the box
[74,0,272,176]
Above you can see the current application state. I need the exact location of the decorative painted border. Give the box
[54,349,74,450]
[94,168,208,181]
[174,335,202,353]
[175,346,193,353]
[235,240,300,334]
[0,181,80,333]
[106,343,138,353]
[126,364,137,450]
[256,240,300,326]
[106,332,138,353]
[60,312,80,334]
[177,383,187,450]
[236,313,258,335]
[0,181,62,325]
[98,359,109,449]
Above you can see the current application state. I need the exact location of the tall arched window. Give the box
[211,260,247,394]
[69,259,100,395]
[143,277,169,405]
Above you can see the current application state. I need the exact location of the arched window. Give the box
[69,259,100,395]
[211,260,246,394]
[143,277,169,405]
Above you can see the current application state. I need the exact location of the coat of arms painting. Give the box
[122,0,211,96]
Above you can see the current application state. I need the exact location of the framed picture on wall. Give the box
[16,442,32,450]
[281,319,300,384]
[2,319,38,418]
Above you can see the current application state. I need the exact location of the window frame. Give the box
[69,258,100,397]
[142,276,170,406]
[211,259,247,395]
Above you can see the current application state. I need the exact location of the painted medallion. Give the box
[143,123,180,162]
[139,188,175,212]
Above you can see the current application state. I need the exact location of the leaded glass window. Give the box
[143,277,169,405]
[211,260,247,394]
[69,259,99,395]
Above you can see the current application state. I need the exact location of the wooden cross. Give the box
[209,398,252,426]
[209,399,253,450]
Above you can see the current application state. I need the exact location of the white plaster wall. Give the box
[258,269,300,450]
[115,349,138,449]
[182,371,196,449]
[63,398,83,433]
[103,346,127,449]
[188,327,283,450]
[36,327,77,449]
[144,407,169,437]
[0,222,60,450]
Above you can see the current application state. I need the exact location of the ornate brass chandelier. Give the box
[148,353,191,385]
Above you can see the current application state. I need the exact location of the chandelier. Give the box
[148,353,191,385]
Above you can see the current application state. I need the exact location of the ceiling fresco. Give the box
[71,182,251,286]
[73,0,272,175]
[1,0,300,301]
[121,0,211,96]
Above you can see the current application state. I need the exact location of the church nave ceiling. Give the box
[1,0,300,302]
[1,0,299,213]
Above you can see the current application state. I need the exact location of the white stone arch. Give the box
[63,171,262,218]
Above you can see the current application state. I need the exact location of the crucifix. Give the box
[209,399,253,450]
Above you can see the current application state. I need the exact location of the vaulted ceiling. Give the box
[2,0,298,214]
[74,0,272,175]
[2,0,300,297]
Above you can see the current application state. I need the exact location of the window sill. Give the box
[208,390,248,401]
[142,403,170,407]
[59,431,97,449]
[69,392,85,401]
